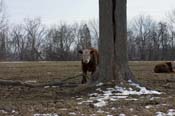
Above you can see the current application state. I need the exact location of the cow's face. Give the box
[79,49,93,64]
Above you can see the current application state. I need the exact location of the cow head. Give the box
[79,49,94,64]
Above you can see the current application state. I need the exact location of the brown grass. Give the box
[0,61,174,116]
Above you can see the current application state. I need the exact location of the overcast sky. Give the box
[5,0,175,25]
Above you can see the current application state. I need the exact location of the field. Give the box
[0,61,175,116]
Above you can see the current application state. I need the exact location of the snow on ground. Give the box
[96,82,104,87]
[128,80,161,95]
[119,114,126,116]
[145,105,153,109]
[0,110,8,114]
[44,86,50,89]
[25,80,37,83]
[78,81,161,108]
[0,109,18,115]
[156,109,175,116]
[33,113,59,116]
[167,109,175,116]
[43,85,60,89]
[69,112,76,115]
[58,108,68,111]
[156,112,166,116]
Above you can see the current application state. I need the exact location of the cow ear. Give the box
[78,50,83,54]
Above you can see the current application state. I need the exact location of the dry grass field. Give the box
[0,61,175,116]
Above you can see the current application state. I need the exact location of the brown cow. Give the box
[154,62,174,73]
[79,48,99,84]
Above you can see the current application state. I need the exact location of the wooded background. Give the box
[0,1,175,61]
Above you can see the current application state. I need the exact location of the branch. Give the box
[0,74,84,88]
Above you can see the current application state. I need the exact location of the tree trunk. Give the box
[95,0,136,84]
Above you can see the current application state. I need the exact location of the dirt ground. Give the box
[0,61,175,116]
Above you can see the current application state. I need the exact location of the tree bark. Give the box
[96,0,136,84]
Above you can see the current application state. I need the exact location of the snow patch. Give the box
[69,112,76,115]
[76,98,83,100]
[161,104,168,106]
[97,109,105,113]
[44,86,50,88]
[167,109,175,116]
[78,81,161,108]
[114,81,161,95]
[111,107,116,111]
[59,108,67,111]
[11,109,17,113]
[96,88,103,92]
[34,113,58,116]
[155,112,166,116]
[145,105,153,109]
[90,114,96,116]
[94,100,107,107]
[119,113,126,116]
[156,109,175,116]
[78,100,93,105]
[96,82,104,87]
[125,98,138,101]
[0,109,18,114]
[25,80,37,83]
[0,110,7,114]
[150,97,160,101]
[129,108,134,112]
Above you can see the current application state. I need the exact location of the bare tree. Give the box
[24,18,46,61]
[89,19,99,48]
[167,9,175,60]
[0,0,7,31]
[131,15,155,60]
[158,22,170,60]
[0,0,8,61]
[45,23,76,60]
[147,24,159,60]
[127,29,137,60]
[92,0,136,84]
[77,24,92,49]
[0,29,7,60]
[10,24,27,60]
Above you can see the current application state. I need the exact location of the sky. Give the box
[4,0,175,25]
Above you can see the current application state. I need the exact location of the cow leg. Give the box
[82,72,87,84]
[90,71,95,81]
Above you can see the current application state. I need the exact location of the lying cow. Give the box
[78,48,99,84]
[154,62,174,73]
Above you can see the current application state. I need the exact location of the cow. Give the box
[154,62,174,73]
[78,48,99,84]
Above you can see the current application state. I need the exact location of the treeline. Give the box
[1,0,175,61]
[0,18,99,61]
[127,13,175,61]
[1,15,175,61]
